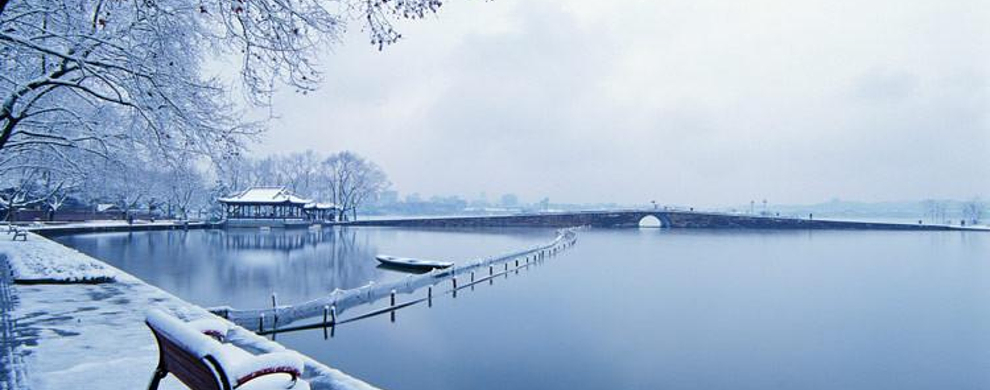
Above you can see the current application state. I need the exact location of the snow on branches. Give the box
[0,0,447,176]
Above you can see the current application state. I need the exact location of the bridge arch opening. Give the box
[638,215,663,228]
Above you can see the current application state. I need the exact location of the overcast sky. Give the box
[247,0,989,207]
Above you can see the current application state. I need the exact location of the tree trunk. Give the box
[0,117,18,152]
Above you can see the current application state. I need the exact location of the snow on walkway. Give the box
[1,232,117,283]
[27,220,189,229]
[0,255,29,390]
[0,234,380,390]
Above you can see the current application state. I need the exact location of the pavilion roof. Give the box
[304,202,340,210]
[218,186,311,205]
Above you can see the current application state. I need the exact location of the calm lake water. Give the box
[55,228,990,390]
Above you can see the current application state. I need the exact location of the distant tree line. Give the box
[0,152,211,222]
[923,198,985,225]
[0,149,389,222]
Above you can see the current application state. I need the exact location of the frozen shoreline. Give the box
[0,232,379,390]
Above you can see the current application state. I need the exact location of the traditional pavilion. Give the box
[303,202,339,223]
[218,186,338,227]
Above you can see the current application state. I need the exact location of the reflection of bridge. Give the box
[336,210,970,230]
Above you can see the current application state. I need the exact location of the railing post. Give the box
[323,305,330,340]
[271,292,278,324]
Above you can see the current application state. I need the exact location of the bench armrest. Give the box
[224,351,304,388]
[187,318,231,342]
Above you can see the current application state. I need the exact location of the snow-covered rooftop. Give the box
[304,202,339,210]
[218,187,311,205]
[96,203,120,212]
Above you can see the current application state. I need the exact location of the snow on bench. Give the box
[0,231,117,283]
[146,309,309,390]
[187,316,233,342]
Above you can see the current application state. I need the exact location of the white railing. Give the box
[215,228,580,330]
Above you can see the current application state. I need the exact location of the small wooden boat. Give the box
[375,255,453,270]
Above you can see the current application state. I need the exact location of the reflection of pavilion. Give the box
[220,229,336,251]
[219,187,339,228]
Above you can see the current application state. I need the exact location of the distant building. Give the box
[218,186,338,227]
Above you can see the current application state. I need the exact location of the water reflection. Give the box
[52,227,552,311]
[259,241,559,339]
[278,229,990,390]
[55,228,990,390]
[217,228,335,251]
[54,228,383,309]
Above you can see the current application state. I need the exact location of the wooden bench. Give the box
[146,310,308,390]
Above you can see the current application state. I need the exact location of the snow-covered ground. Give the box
[2,232,117,283]
[24,220,208,233]
[0,255,28,390]
[0,233,379,390]
[22,219,184,228]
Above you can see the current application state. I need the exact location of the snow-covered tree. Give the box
[0,146,85,221]
[213,154,257,198]
[320,151,390,220]
[0,167,41,221]
[1,0,447,174]
[214,150,325,197]
[85,156,161,221]
[286,150,323,198]
[39,166,82,220]
[963,198,985,225]
[165,158,208,220]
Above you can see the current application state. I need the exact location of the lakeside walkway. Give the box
[26,220,211,236]
[1,254,28,389]
[0,232,378,390]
